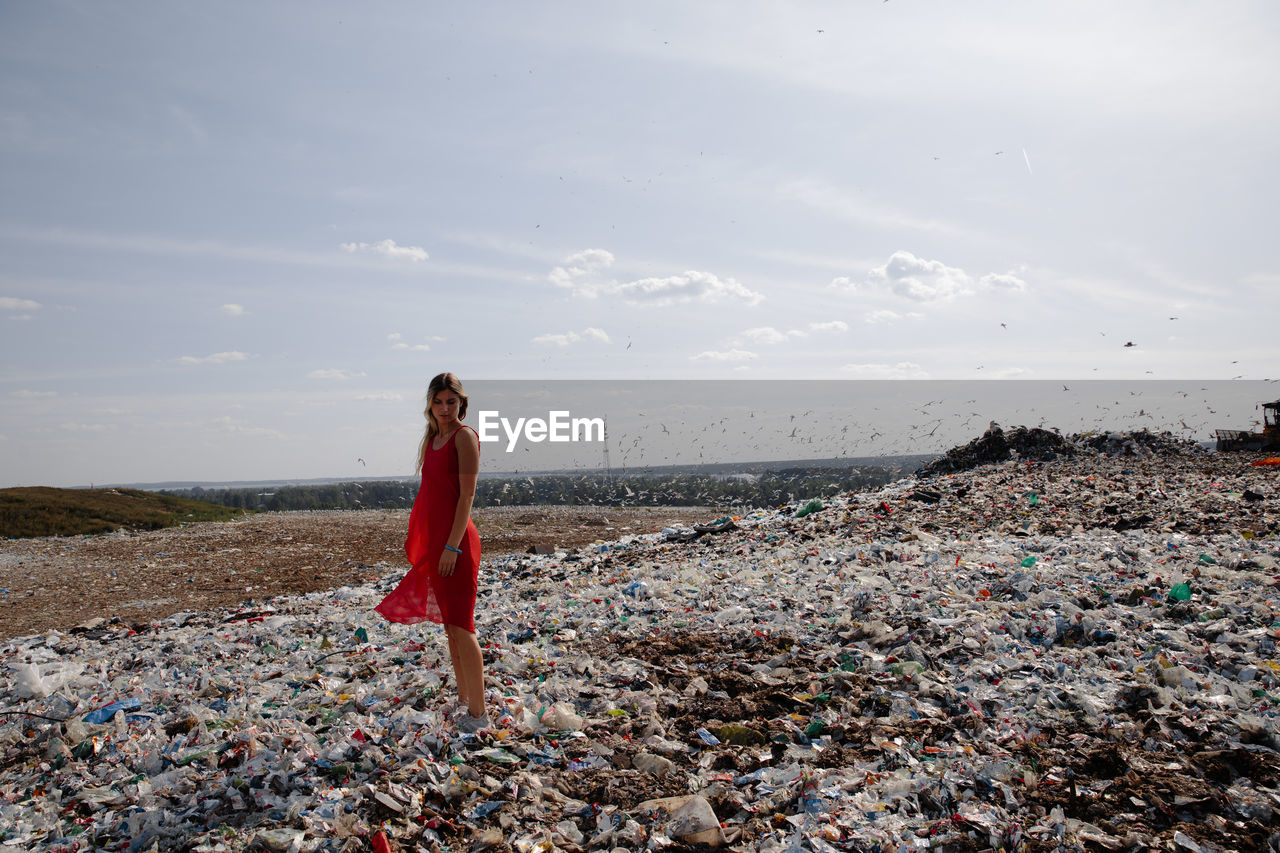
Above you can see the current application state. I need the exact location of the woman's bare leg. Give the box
[445,630,463,702]
[445,624,485,717]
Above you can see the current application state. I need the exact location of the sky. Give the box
[1,1,1278,487]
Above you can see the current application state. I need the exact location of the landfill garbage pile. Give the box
[3,443,1280,852]
[917,424,1079,478]
[918,427,1211,481]
[1073,430,1208,459]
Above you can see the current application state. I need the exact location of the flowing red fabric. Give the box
[375,425,481,631]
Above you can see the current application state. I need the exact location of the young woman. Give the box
[375,372,487,731]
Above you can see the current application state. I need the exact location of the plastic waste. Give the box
[83,697,143,724]
[794,498,824,518]
[537,702,585,732]
[639,795,726,846]
[11,660,84,699]
[1,428,1274,852]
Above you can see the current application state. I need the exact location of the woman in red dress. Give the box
[375,372,487,730]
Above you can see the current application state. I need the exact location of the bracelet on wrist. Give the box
[444,544,462,554]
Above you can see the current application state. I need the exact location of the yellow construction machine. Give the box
[1215,400,1280,451]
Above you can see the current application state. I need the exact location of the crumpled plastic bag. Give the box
[537,702,584,732]
[10,660,84,699]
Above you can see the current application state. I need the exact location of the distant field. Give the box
[0,486,247,539]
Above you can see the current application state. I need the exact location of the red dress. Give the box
[375,425,481,631]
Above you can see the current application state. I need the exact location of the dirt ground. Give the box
[0,505,726,641]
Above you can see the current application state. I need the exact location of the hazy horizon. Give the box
[18,379,1270,491]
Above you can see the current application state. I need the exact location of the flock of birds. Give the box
[467,384,1272,479]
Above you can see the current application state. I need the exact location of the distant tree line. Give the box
[160,480,418,512]
[158,465,910,513]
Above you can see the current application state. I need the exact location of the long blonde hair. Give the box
[416,372,469,471]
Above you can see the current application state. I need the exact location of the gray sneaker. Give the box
[458,711,491,733]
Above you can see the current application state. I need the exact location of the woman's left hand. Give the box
[438,548,458,577]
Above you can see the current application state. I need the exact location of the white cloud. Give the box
[58,422,112,432]
[549,249,616,296]
[532,327,612,346]
[549,250,763,306]
[178,351,249,365]
[389,332,444,351]
[741,327,789,345]
[0,296,40,311]
[355,392,404,402]
[340,238,429,262]
[740,326,808,345]
[533,333,578,347]
[221,303,246,316]
[10,389,56,398]
[865,310,903,324]
[839,361,927,378]
[691,349,757,362]
[979,273,1028,292]
[871,251,973,302]
[614,271,764,307]
[837,251,1027,303]
[809,320,848,333]
[308,368,366,380]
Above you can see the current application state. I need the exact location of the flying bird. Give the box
[1124,341,1136,348]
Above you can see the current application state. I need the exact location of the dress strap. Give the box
[433,423,480,452]
[458,424,480,456]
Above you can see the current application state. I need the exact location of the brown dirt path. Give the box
[0,505,726,641]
